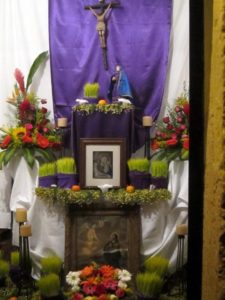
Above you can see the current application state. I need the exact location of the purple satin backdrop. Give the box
[49,0,172,151]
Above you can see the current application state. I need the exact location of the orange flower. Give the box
[182,137,189,150]
[81,265,94,277]
[100,265,115,278]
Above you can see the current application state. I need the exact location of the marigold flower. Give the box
[81,265,94,277]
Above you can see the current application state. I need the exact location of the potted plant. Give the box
[83,82,100,103]
[150,160,169,189]
[37,273,63,300]
[127,158,151,189]
[56,157,78,189]
[136,272,163,300]
[9,251,21,287]
[0,259,9,287]
[39,162,57,187]
[144,256,169,278]
[135,255,169,300]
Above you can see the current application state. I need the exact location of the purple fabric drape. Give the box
[49,0,172,150]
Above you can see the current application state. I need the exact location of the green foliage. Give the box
[127,158,150,172]
[10,251,20,267]
[35,187,171,207]
[83,82,100,98]
[37,273,61,297]
[39,162,56,177]
[26,51,48,91]
[150,160,169,178]
[144,256,169,277]
[0,250,2,259]
[136,272,163,298]
[73,102,134,115]
[0,259,10,278]
[56,157,76,174]
[40,255,63,275]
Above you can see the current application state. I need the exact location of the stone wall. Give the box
[202,0,225,299]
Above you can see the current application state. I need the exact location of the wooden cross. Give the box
[85,0,120,70]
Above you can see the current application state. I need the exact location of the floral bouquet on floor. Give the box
[0,51,61,169]
[66,262,134,300]
[151,89,189,162]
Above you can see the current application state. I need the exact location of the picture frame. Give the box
[79,138,127,188]
[64,203,140,276]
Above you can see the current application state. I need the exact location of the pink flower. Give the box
[73,293,84,300]
[177,116,183,123]
[175,105,181,112]
[163,116,170,123]
[116,288,125,298]
[82,283,96,295]
[25,123,33,131]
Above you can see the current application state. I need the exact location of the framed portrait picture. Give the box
[79,138,127,188]
[64,204,140,276]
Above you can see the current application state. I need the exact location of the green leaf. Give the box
[35,148,55,163]
[23,148,35,168]
[3,146,17,166]
[0,151,6,169]
[26,51,48,91]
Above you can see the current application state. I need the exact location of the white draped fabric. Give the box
[0,0,189,276]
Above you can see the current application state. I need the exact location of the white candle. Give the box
[57,117,68,128]
[176,224,188,236]
[20,224,32,237]
[142,116,153,127]
[15,208,27,223]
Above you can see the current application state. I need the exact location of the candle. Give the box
[57,117,68,128]
[176,224,188,236]
[142,116,153,127]
[15,208,27,223]
[20,224,32,237]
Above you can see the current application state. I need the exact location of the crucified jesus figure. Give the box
[89,3,112,49]
[85,0,120,69]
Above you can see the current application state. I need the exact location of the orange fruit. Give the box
[98,99,107,105]
[126,185,135,193]
[71,185,81,191]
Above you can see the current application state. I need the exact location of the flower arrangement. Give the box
[66,263,133,300]
[0,51,61,169]
[151,89,189,162]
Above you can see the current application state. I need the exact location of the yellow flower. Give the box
[12,127,26,140]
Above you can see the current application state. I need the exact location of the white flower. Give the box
[118,269,132,282]
[66,271,81,286]
[71,285,80,292]
[118,280,127,289]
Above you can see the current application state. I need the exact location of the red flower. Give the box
[102,278,118,290]
[41,107,48,114]
[37,134,50,148]
[22,135,33,144]
[183,138,189,150]
[14,68,25,94]
[166,139,178,146]
[177,116,183,123]
[116,288,125,298]
[151,140,160,150]
[19,99,31,112]
[0,135,11,149]
[183,103,190,117]
[95,284,106,296]
[98,294,108,300]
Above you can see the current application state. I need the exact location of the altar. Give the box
[0,157,188,278]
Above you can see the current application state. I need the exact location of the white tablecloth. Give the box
[0,157,188,277]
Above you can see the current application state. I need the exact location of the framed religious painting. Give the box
[79,138,127,188]
[64,204,140,276]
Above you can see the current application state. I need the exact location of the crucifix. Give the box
[85,0,120,70]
